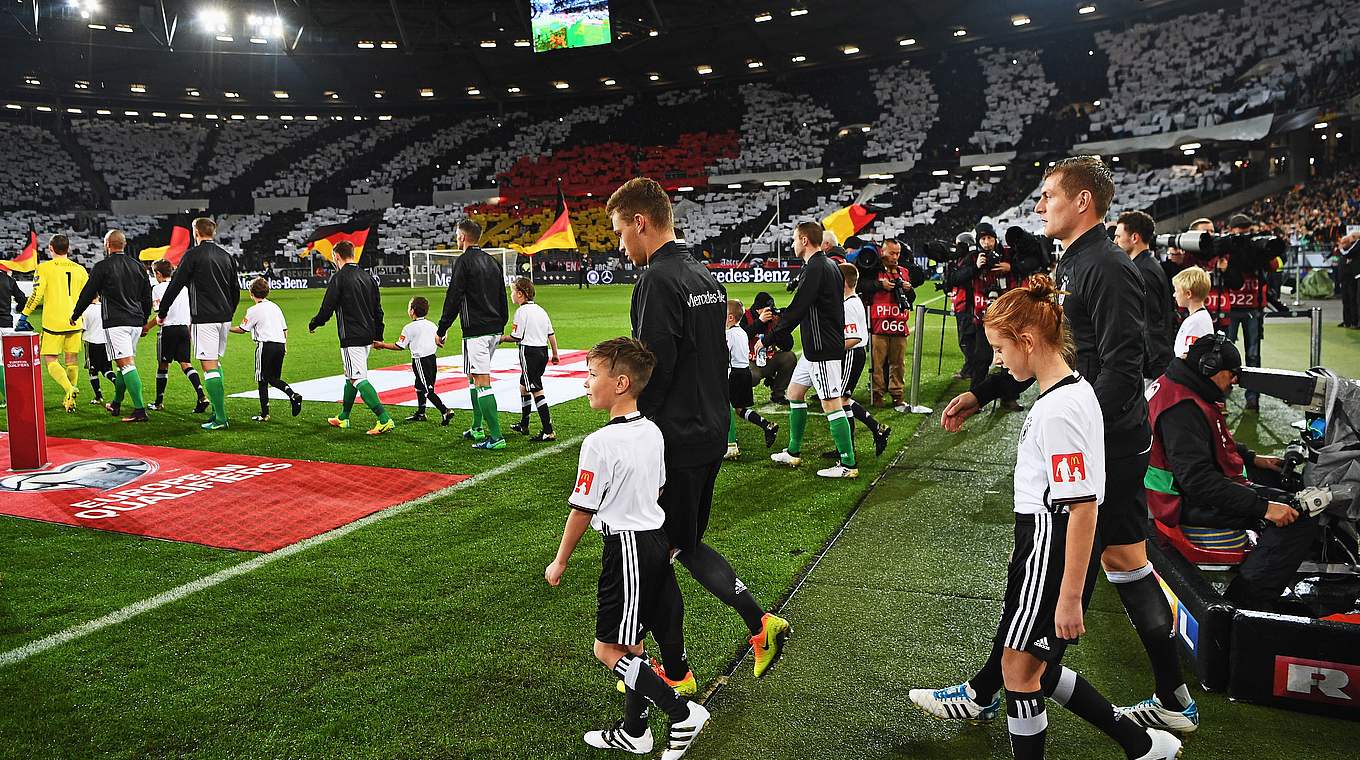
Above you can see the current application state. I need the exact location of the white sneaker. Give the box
[817,464,859,478]
[893,402,909,413]
[661,702,710,760]
[1132,728,1183,760]
[770,449,802,467]
[908,683,1002,722]
[583,721,653,754]
[1117,695,1200,733]
[724,443,741,460]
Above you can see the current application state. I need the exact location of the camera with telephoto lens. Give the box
[1154,231,1285,277]
[1279,440,1308,493]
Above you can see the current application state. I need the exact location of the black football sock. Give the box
[849,400,882,434]
[623,685,650,736]
[535,393,553,433]
[968,642,1004,704]
[268,378,295,398]
[613,654,688,721]
[741,409,771,429]
[1047,665,1152,757]
[1109,565,1187,710]
[155,371,168,404]
[89,368,102,400]
[427,388,449,414]
[184,366,205,400]
[256,381,270,416]
[1006,689,1047,759]
[520,392,532,425]
[677,542,765,635]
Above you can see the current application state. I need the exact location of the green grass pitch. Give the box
[1,283,1356,758]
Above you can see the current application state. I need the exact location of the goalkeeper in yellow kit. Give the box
[19,234,89,412]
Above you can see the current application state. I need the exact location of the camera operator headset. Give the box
[1144,333,1320,612]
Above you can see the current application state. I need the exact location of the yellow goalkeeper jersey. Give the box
[24,256,89,333]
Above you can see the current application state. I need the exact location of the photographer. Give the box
[965,222,1024,411]
[938,233,979,381]
[1114,211,1174,380]
[1146,337,1319,612]
[856,238,922,409]
[741,291,797,405]
[1212,214,1280,411]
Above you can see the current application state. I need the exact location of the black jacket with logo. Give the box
[631,241,730,467]
[764,251,845,362]
[158,242,241,324]
[309,263,384,347]
[1133,249,1174,380]
[437,247,507,339]
[71,252,153,329]
[0,270,23,329]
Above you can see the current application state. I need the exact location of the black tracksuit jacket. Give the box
[1133,249,1174,379]
[308,263,385,347]
[763,251,845,362]
[630,241,730,468]
[0,270,23,328]
[437,247,507,339]
[71,252,153,329]
[157,242,240,324]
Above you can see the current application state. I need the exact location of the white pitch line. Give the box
[0,434,587,669]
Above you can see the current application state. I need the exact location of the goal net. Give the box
[408,248,521,288]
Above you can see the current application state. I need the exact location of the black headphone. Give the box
[1196,332,1231,377]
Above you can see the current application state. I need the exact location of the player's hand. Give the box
[545,559,567,586]
[1254,455,1283,472]
[941,392,981,432]
[1055,596,1085,640]
[435,334,446,347]
[1265,501,1299,527]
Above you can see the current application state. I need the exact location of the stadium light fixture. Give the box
[187,88,201,97]
[379,115,393,121]
[1314,121,1329,129]
[23,76,41,86]
[932,169,950,176]
[791,55,806,63]
[88,23,109,30]
[508,86,522,93]
[747,60,763,69]
[514,39,530,47]
[825,177,841,183]
[971,165,992,172]
[304,115,318,121]
[726,183,742,189]
[66,107,83,114]
[278,114,292,121]
[1012,15,1031,26]
[789,8,809,17]
[754,12,773,23]
[328,92,340,100]
[420,88,435,97]
[1111,156,1120,162]
[989,165,1007,172]
[554,81,570,89]
[677,186,694,192]
[179,112,195,119]
[224,91,240,99]
[113,24,134,33]
[372,90,385,99]
[380,41,399,49]
[842,45,859,55]
[123,109,139,116]
[215,34,233,42]
[898,38,916,46]
[648,74,660,81]
[199,9,229,34]
[36,105,53,112]
[1180,142,1201,150]
[258,115,272,120]
[953,28,967,37]
[352,115,363,120]
[648,29,658,37]
[249,37,268,44]
[480,40,497,48]
[1078,4,1097,15]
[273,91,289,99]
[1092,99,1101,106]
[5,104,22,110]
[96,108,111,115]
[696,65,713,75]
[205,113,219,119]
[74,81,90,89]
[467,88,481,96]
[763,180,790,186]
[860,125,871,133]
[230,113,244,120]
[356,41,375,49]
[600,79,615,87]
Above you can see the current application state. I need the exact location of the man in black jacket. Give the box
[1338,233,1359,328]
[921,157,1198,735]
[1116,210,1174,381]
[70,230,153,422]
[608,177,790,681]
[757,221,856,478]
[436,219,509,449]
[0,263,28,409]
[308,241,393,435]
[156,218,241,430]
[962,223,1025,411]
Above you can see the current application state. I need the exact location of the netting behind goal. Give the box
[408,248,518,288]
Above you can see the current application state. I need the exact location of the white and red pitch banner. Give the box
[0,433,466,551]
[232,348,590,411]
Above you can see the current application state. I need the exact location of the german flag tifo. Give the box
[139,223,191,265]
[511,185,577,256]
[0,227,38,273]
[301,219,374,263]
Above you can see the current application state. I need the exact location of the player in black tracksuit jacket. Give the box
[71,245,154,419]
[308,250,393,430]
[156,238,241,426]
[436,246,507,341]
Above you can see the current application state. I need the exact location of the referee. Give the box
[606,177,791,679]
[436,219,509,450]
[156,217,240,430]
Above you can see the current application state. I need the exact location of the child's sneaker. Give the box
[583,720,653,754]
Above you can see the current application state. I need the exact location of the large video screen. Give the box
[530,0,612,52]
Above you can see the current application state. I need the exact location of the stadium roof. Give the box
[0,0,1222,113]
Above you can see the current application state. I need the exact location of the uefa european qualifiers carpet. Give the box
[0,433,467,551]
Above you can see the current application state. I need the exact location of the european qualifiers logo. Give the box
[0,457,156,493]
[6,343,29,369]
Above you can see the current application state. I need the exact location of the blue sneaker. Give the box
[472,437,507,451]
[908,682,1001,722]
[1117,695,1200,733]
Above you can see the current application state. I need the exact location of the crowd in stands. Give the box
[1240,164,1360,246]
[70,121,208,200]
[675,190,779,252]
[349,115,510,195]
[710,84,835,174]
[877,178,998,238]
[0,212,157,266]
[0,124,93,210]
[970,47,1056,154]
[863,61,938,165]
[254,117,429,198]
[196,122,325,195]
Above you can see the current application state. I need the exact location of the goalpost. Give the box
[408,248,520,288]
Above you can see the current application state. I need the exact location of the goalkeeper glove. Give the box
[15,314,32,332]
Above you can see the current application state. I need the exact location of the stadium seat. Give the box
[1153,519,1250,570]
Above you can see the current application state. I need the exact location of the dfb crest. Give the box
[0,458,156,492]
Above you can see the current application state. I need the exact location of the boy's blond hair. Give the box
[726,298,743,321]
[1172,266,1211,301]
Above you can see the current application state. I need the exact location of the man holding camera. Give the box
[1146,336,1319,612]
[1213,214,1276,411]
[741,292,798,404]
[1115,211,1174,380]
[964,222,1024,411]
[856,238,916,409]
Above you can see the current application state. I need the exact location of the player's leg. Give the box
[408,358,429,421]
[419,355,451,421]
[526,348,552,439]
[1045,663,1175,759]
[515,345,532,431]
[814,360,855,476]
[42,335,76,409]
[350,346,393,433]
[154,361,170,409]
[63,347,80,399]
[83,343,101,402]
[196,324,229,426]
[1001,649,1048,759]
[469,338,503,446]
[181,360,206,406]
[772,357,812,465]
[725,406,740,458]
[253,342,270,420]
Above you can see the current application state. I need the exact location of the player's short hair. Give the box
[589,337,656,396]
[795,221,823,248]
[1044,156,1115,217]
[249,277,270,300]
[192,217,217,239]
[333,240,356,261]
[513,277,535,301]
[838,262,859,289]
[606,177,673,230]
[153,259,174,277]
[105,229,126,251]
[727,298,744,321]
[984,274,1072,358]
[456,219,482,243]
[49,234,69,254]
[1116,210,1155,246]
[1172,265,1211,300]
[409,295,429,317]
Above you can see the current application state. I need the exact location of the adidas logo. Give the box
[1033,637,1051,651]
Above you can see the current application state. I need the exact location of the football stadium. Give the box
[2,1,1360,758]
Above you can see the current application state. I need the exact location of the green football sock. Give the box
[203,369,225,422]
[357,380,391,424]
[788,401,808,456]
[728,408,738,445]
[341,380,358,419]
[478,386,501,439]
[122,366,146,411]
[469,385,483,429]
[112,369,126,406]
[828,409,856,468]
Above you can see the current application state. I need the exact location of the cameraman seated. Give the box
[1145,336,1320,612]
[741,291,797,405]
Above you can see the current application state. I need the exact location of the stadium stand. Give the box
[863,60,939,165]
[348,115,508,196]
[196,122,326,195]
[969,47,1057,154]
[0,124,94,211]
[70,121,208,200]
[711,83,836,174]
[1236,163,1360,244]
[253,117,429,198]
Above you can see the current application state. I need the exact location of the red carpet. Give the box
[0,434,467,551]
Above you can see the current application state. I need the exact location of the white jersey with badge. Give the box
[1014,373,1106,515]
[511,302,553,347]
[843,295,868,349]
[240,300,288,343]
[568,412,667,534]
[1174,309,1214,359]
[151,280,191,326]
[726,325,749,370]
[397,318,439,358]
[82,303,106,343]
